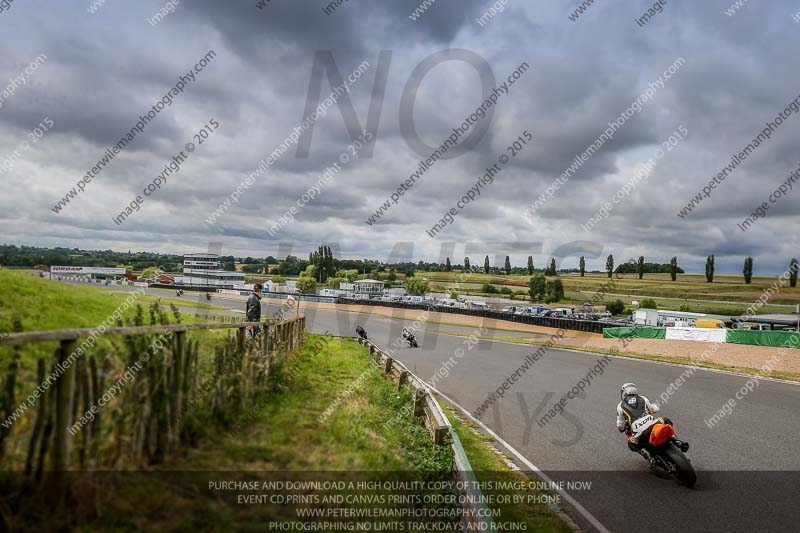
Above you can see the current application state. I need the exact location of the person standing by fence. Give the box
[246,283,263,337]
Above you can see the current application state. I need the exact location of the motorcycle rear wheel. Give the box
[662,445,696,488]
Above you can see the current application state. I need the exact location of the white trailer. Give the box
[633,309,659,326]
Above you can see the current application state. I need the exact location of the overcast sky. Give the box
[1,0,799,274]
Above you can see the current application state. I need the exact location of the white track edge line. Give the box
[420,378,611,533]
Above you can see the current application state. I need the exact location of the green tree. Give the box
[405,277,430,296]
[446,257,452,271]
[504,256,511,275]
[743,256,753,284]
[141,266,160,280]
[790,258,798,288]
[482,283,498,294]
[387,270,397,282]
[326,277,345,289]
[529,275,546,301]
[270,275,286,283]
[579,256,585,277]
[606,299,626,315]
[544,258,557,276]
[606,254,614,279]
[309,245,336,283]
[464,257,470,272]
[336,269,358,282]
[527,256,534,275]
[705,255,715,283]
[639,298,658,309]
[484,256,490,274]
[670,256,678,282]
[449,289,459,300]
[296,276,317,293]
[637,256,645,280]
[544,278,565,303]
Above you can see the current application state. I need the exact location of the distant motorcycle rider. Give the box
[402,327,413,340]
[616,383,671,465]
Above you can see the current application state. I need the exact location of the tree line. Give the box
[3,244,797,288]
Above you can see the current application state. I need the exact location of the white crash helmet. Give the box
[620,382,638,400]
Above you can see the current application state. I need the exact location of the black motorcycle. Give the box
[355,326,368,340]
[633,420,695,487]
[403,331,418,348]
[205,292,211,301]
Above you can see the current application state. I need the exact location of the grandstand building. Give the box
[179,253,245,288]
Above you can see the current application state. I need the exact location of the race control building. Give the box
[179,253,246,289]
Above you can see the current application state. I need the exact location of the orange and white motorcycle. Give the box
[627,415,696,488]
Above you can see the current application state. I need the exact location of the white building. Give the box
[49,266,126,282]
[338,279,385,299]
[354,279,384,295]
[180,253,245,288]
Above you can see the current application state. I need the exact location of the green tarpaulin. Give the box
[603,327,666,339]
[726,329,800,348]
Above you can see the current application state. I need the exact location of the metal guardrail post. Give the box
[397,370,409,390]
[413,389,427,418]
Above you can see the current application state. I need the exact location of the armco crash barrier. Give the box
[338,298,624,334]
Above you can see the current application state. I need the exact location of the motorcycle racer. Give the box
[616,382,684,464]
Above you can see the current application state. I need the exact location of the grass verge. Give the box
[78,335,457,530]
[439,402,573,531]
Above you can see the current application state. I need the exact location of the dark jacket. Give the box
[246,293,262,323]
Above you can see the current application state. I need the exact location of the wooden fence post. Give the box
[171,331,186,448]
[53,338,78,508]
[384,357,393,374]
[0,345,20,462]
[24,358,46,476]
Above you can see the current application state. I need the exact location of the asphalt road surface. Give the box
[93,286,800,531]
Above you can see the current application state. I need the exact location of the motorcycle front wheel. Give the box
[662,445,696,488]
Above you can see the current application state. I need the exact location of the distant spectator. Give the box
[246,283,263,337]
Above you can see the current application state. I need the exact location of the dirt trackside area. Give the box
[497,336,800,378]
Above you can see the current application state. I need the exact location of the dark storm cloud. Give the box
[1,0,798,273]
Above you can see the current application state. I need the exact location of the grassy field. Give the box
[0,269,152,332]
[420,270,800,313]
[0,270,233,336]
